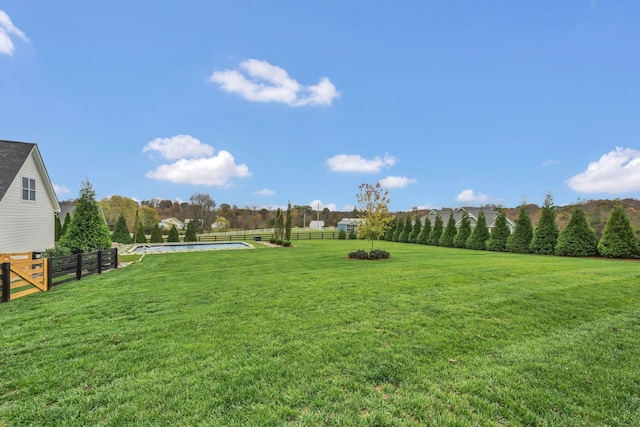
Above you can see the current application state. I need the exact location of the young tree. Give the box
[392,218,403,242]
[440,214,457,247]
[486,209,510,252]
[597,204,640,258]
[555,207,599,257]
[184,220,198,242]
[167,224,180,243]
[150,223,164,243]
[466,210,490,250]
[409,216,422,243]
[530,193,559,255]
[355,182,394,251]
[454,212,472,248]
[111,212,132,244]
[134,222,147,243]
[285,201,292,242]
[59,180,112,252]
[428,214,444,245]
[398,215,412,243]
[54,214,62,242]
[417,217,431,245]
[506,205,533,254]
[274,208,284,241]
[60,212,72,239]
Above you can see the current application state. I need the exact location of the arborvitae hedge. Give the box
[440,214,457,247]
[555,207,599,257]
[60,212,71,239]
[150,223,164,243]
[454,213,471,248]
[184,221,198,242]
[428,214,444,245]
[486,210,510,252]
[466,210,490,250]
[384,220,396,241]
[167,225,180,242]
[530,193,558,255]
[597,204,640,258]
[398,216,412,243]
[111,212,132,244]
[409,216,421,243]
[134,223,147,244]
[55,215,62,242]
[417,217,431,245]
[506,206,533,254]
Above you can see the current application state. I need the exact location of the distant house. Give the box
[160,217,186,230]
[420,207,516,233]
[337,218,363,233]
[0,140,61,253]
[309,220,325,230]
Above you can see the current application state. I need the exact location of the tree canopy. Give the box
[356,183,394,251]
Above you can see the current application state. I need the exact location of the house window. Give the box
[22,177,36,201]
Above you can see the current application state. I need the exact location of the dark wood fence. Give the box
[1,248,118,302]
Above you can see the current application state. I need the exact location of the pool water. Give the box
[130,242,252,253]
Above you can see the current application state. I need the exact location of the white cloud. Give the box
[52,183,70,195]
[378,176,416,189]
[566,147,640,194]
[542,159,560,167]
[0,10,28,55]
[309,199,336,211]
[144,135,250,187]
[254,188,275,196]
[326,154,396,173]
[456,189,492,204]
[210,59,339,107]
[143,135,214,160]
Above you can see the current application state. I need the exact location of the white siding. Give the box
[0,153,57,253]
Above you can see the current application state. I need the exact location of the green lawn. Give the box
[1,240,639,426]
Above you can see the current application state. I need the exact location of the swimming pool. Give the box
[129,242,252,253]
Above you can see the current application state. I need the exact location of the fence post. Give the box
[46,258,52,291]
[113,248,118,269]
[97,250,103,274]
[1,262,10,302]
[76,253,82,281]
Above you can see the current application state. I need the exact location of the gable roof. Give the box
[422,207,515,230]
[0,140,61,211]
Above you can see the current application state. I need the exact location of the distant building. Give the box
[420,207,516,233]
[309,220,325,230]
[160,217,186,230]
[337,218,363,233]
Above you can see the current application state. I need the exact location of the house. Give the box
[337,218,363,233]
[0,140,61,253]
[160,217,186,230]
[420,207,516,233]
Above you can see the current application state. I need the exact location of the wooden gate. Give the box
[1,253,48,302]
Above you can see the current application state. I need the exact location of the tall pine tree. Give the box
[111,212,132,244]
[150,223,164,243]
[409,216,421,243]
[555,207,598,257]
[454,212,472,248]
[597,204,640,258]
[184,220,197,242]
[417,217,431,245]
[398,215,412,243]
[428,214,444,245]
[440,214,457,247]
[530,193,559,255]
[486,209,510,252]
[167,224,180,243]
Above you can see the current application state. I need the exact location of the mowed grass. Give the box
[1,240,639,426]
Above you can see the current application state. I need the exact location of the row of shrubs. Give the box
[348,249,391,260]
[269,238,292,247]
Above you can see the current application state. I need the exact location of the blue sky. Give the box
[1,1,639,212]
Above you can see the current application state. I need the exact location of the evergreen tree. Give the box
[530,193,559,255]
[428,214,444,245]
[184,220,198,242]
[392,218,403,242]
[409,216,421,243]
[54,214,62,242]
[466,210,490,250]
[555,207,599,257]
[111,212,132,244]
[60,212,72,239]
[597,204,640,258]
[384,219,397,241]
[486,209,510,252]
[398,215,412,243]
[134,222,148,243]
[150,223,164,243]
[284,201,292,242]
[58,180,112,252]
[506,205,534,254]
[167,224,180,242]
[439,214,457,247]
[454,212,472,248]
[274,208,284,241]
[417,217,431,245]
